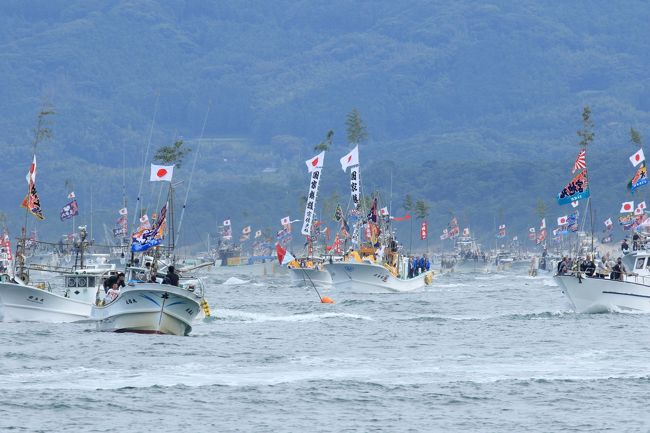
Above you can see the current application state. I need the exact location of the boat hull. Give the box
[0,282,92,322]
[325,261,432,293]
[91,284,201,336]
[450,259,491,274]
[555,274,650,313]
[288,267,332,287]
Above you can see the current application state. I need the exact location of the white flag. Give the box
[540,218,546,230]
[621,201,635,213]
[557,215,568,225]
[630,149,645,167]
[280,216,291,226]
[150,164,174,182]
[305,151,325,173]
[340,145,359,172]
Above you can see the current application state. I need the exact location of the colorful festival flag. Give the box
[628,163,648,193]
[131,203,167,252]
[420,221,428,240]
[60,200,79,221]
[558,170,590,205]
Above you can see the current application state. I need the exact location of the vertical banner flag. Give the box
[341,146,361,209]
[301,152,325,236]
[420,221,428,240]
[21,155,44,220]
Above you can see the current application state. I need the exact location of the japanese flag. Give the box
[571,201,579,208]
[242,226,251,235]
[540,218,546,230]
[223,219,231,226]
[630,148,645,167]
[280,216,291,226]
[119,207,128,216]
[305,151,325,173]
[620,201,635,213]
[529,227,535,233]
[557,215,568,226]
[380,206,389,216]
[255,230,262,239]
[638,201,647,210]
[340,145,359,172]
[635,207,645,216]
[68,191,76,199]
[150,164,174,182]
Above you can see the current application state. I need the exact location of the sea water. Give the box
[2,266,650,432]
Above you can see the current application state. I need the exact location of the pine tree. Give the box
[630,127,643,147]
[154,139,191,168]
[577,106,594,148]
[314,130,334,151]
[346,108,368,145]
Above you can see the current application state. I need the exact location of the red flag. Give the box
[391,214,411,222]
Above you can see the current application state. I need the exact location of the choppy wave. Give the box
[214,308,373,323]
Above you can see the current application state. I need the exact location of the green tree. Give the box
[631,127,643,147]
[577,106,594,148]
[536,199,546,219]
[403,194,414,212]
[32,101,55,153]
[415,199,430,220]
[346,108,368,145]
[154,139,191,168]
[314,130,334,151]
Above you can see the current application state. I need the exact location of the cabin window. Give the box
[87,276,96,287]
[636,258,645,269]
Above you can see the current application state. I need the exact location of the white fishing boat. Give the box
[0,271,105,322]
[554,251,650,313]
[91,266,203,335]
[287,260,333,288]
[326,258,433,293]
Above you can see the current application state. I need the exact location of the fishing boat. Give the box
[326,251,433,293]
[0,271,101,322]
[90,266,203,335]
[90,174,205,336]
[287,258,333,288]
[554,250,650,312]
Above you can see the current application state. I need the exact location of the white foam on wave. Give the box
[222,277,250,285]
[216,308,373,323]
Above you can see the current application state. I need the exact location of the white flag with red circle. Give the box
[620,201,635,213]
[557,215,568,226]
[340,145,359,172]
[630,149,645,167]
[150,164,174,182]
[305,151,325,173]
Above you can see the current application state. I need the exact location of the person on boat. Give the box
[633,233,641,251]
[423,254,431,271]
[557,257,568,275]
[595,256,609,279]
[103,272,125,293]
[104,283,120,304]
[162,265,179,286]
[611,258,626,281]
[580,255,596,277]
[621,239,630,254]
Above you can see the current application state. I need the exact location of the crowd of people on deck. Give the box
[407,255,431,278]
[101,264,180,305]
[556,254,627,281]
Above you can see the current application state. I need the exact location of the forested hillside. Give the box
[1,0,650,248]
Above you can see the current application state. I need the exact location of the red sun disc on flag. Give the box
[311,158,319,167]
[347,155,352,162]
[157,168,167,178]
[636,155,641,161]
[624,203,632,211]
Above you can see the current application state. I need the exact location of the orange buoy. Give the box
[320,296,335,304]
